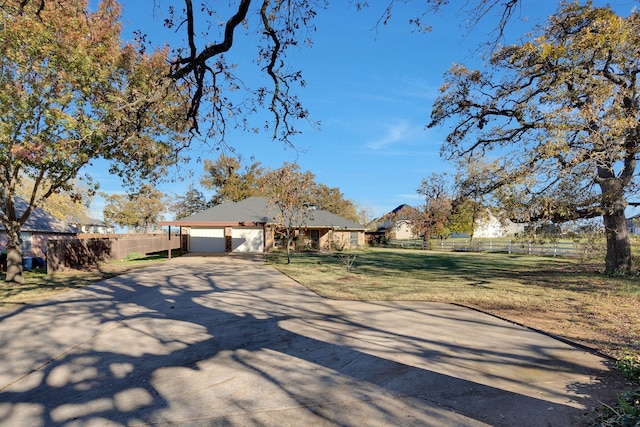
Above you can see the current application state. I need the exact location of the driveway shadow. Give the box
[0,257,627,426]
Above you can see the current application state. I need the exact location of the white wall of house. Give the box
[628,217,640,235]
[474,215,524,238]
[389,220,418,239]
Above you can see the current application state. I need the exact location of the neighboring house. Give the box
[369,204,421,240]
[370,204,525,240]
[67,215,115,234]
[159,197,366,254]
[472,212,525,239]
[627,215,640,235]
[0,198,79,259]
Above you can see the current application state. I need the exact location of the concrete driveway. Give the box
[0,255,628,426]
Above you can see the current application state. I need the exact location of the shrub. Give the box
[593,389,640,426]
[592,353,640,426]
[616,353,640,383]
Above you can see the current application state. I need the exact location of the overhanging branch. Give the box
[169,0,253,133]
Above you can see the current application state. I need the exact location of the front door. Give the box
[310,230,320,249]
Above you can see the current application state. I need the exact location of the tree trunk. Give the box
[4,222,24,284]
[286,238,291,264]
[285,230,292,264]
[602,206,632,275]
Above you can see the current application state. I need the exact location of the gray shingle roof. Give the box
[305,209,365,229]
[182,197,272,223]
[1,198,79,234]
[177,197,365,229]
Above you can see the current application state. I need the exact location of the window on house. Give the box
[350,232,358,247]
[21,232,32,254]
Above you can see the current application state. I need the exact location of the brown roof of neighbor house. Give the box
[160,197,366,230]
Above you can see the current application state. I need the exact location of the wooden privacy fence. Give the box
[46,234,187,273]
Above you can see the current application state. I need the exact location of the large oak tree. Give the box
[415,173,453,241]
[200,155,265,204]
[169,184,211,220]
[429,1,640,275]
[0,0,189,283]
[103,185,166,233]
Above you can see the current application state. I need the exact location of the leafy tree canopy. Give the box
[261,162,315,263]
[415,173,454,240]
[196,154,358,220]
[0,0,190,282]
[103,185,166,232]
[200,155,265,204]
[169,184,211,220]
[15,178,94,222]
[428,1,640,274]
[310,184,359,223]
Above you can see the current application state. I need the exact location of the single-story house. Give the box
[368,204,421,241]
[67,215,115,234]
[0,198,79,259]
[159,197,366,254]
[628,215,640,235]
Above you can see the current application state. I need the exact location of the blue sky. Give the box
[86,1,638,221]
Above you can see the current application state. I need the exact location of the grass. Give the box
[0,250,179,314]
[268,247,640,360]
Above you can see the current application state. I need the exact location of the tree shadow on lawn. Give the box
[302,250,630,293]
[0,258,627,426]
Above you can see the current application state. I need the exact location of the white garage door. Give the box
[190,227,225,252]
[232,227,264,253]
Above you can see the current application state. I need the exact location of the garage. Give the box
[231,227,264,253]
[189,227,225,253]
[188,226,264,253]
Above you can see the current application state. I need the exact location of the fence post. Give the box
[508,240,512,254]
